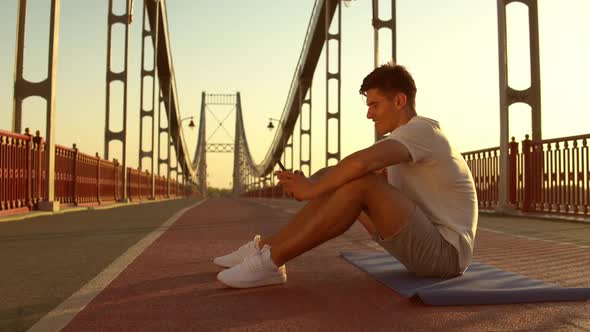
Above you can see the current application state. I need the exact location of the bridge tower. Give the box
[371,0,397,141]
[497,0,542,212]
[104,0,134,202]
[12,0,63,211]
[192,93,244,196]
[138,0,160,200]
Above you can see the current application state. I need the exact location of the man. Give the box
[214,63,478,288]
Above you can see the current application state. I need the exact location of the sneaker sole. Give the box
[217,273,287,288]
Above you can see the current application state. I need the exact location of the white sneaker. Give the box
[217,245,287,288]
[213,235,261,268]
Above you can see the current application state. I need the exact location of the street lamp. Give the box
[181,116,196,128]
[175,116,195,188]
[175,117,195,167]
[267,117,282,131]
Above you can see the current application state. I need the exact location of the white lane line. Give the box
[479,226,590,249]
[27,199,207,332]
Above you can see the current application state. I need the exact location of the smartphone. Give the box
[277,160,286,171]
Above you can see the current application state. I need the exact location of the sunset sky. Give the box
[1,0,589,188]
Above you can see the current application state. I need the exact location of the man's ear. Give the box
[395,92,408,109]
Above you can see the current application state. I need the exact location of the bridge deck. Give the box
[1,198,589,331]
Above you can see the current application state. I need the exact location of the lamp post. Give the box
[267,117,292,176]
[266,117,282,130]
[181,116,196,128]
[267,117,291,199]
[174,116,195,193]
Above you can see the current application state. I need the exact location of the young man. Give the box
[214,63,478,288]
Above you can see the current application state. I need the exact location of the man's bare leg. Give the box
[258,193,332,249]
[260,204,375,249]
[258,166,336,248]
[357,212,378,236]
[259,169,385,248]
[259,173,414,266]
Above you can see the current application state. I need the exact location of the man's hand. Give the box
[275,170,317,201]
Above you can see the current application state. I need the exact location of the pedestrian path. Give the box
[2,197,589,331]
[0,198,199,332]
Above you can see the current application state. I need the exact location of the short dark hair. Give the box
[359,63,417,111]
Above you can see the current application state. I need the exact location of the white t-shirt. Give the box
[383,116,478,271]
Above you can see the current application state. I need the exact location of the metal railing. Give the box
[462,134,590,217]
[243,184,285,199]
[462,146,501,210]
[243,133,590,219]
[522,134,590,216]
[1,129,193,216]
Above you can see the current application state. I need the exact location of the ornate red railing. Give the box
[522,133,590,216]
[99,157,123,202]
[462,146,502,210]
[243,184,284,198]
[461,134,590,217]
[55,143,76,205]
[1,130,31,214]
[246,133,590,219]
[1,129,193,216]
[0,129,46,213]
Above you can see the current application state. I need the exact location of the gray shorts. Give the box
[372,204,462,278]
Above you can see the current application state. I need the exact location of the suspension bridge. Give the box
[1,0,590,331]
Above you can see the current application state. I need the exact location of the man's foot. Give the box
[217,245,287,288]
[213,235,261,268]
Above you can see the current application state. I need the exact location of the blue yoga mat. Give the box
[341,251,590,306]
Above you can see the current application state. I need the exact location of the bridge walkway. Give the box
[1,198,589,331]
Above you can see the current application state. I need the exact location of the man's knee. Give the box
[337,173,383,197]
[347,173,384,189]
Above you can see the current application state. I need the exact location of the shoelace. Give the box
[237,241,252,255]
[243,251,265,273]
[237,237,259,256]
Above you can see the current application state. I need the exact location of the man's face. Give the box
[365,88,404,136]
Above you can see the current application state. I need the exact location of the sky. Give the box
[1,0,589,189]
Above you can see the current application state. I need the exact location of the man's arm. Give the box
[308,164,385,184]
[310,139,411,197]
[307,166,336,183]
